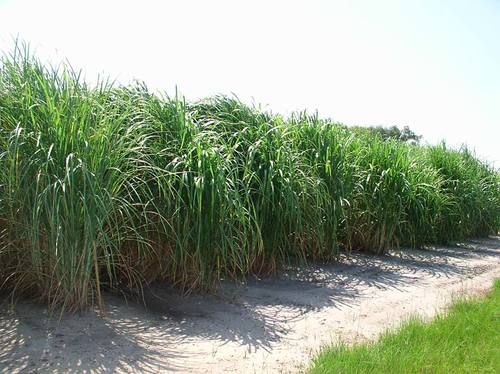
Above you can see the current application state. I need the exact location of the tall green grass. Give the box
[0,44,498,310]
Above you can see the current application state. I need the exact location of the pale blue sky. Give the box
[1,0,499,164]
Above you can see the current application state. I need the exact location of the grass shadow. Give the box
[1,237,498,372]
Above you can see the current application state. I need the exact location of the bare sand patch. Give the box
[1,237,499,373]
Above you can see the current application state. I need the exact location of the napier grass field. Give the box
[0,44,499,312]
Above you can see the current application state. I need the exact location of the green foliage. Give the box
[352,124,422,143]
[427,144,500,241]
[0,43,498,310]
[310,280,500,373]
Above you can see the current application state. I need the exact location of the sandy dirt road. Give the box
[1,237,499,373]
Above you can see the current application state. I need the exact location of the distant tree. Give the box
[398,126,422,143]
[352,125,422,144]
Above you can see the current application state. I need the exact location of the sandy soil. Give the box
[1,237,499,373]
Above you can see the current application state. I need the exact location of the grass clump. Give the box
[0,43,499,311]
[0,46,170,311]
[309,280,500,373]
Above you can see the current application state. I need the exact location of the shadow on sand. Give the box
[1,236,499,372]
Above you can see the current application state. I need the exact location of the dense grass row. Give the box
[310,279,500,373]
[0,45,498,311]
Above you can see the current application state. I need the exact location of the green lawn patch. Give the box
[310,280,500,373]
